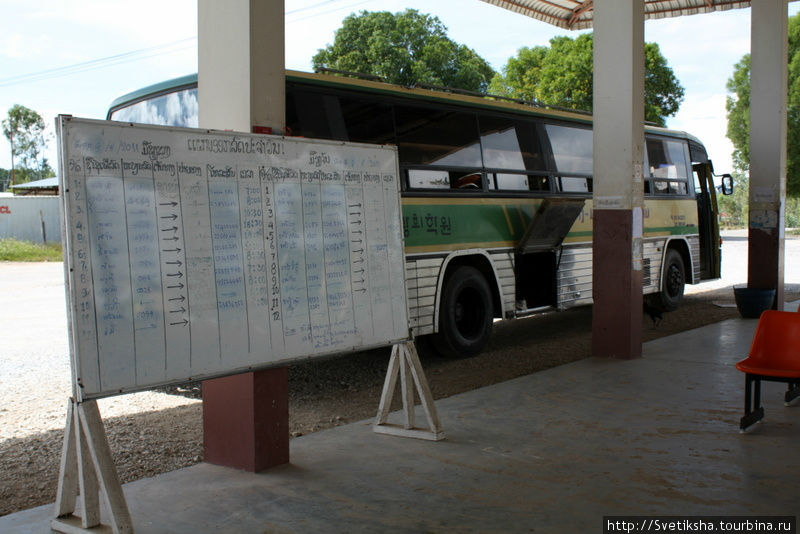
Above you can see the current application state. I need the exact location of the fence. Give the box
[0,196,61,244]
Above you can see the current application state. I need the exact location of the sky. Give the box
[1,0,799,176]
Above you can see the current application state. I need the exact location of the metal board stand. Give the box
[374,342,445,441]
[52,399,133,534]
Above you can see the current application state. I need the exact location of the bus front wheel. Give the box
[651,248,685,312]
[433,265,493,357]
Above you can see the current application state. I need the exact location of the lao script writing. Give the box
[60,118,408,400]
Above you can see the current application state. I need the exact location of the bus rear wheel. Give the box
[433,265,493,357]
[650,248,685,312]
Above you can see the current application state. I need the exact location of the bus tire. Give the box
[433,265,493,357]
[653,248,685,312]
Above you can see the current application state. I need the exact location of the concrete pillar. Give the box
[198,0,285,133]
[198,0,289,472]
[748,0,787,308]
[591,0,645,359]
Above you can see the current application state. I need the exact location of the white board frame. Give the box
[57,116,410,401]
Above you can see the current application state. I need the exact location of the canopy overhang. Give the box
[478,0,752,29]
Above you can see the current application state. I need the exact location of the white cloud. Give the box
[668,93,735,172]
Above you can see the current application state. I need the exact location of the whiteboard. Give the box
[57,117,409,400]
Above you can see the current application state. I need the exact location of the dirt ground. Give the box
[0,285,794,517]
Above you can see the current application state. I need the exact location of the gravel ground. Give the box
[2,231,799,517]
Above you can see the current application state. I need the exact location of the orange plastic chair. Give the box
[736,310,800,431]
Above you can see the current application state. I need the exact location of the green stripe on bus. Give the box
[402,203,530,247]
[402,203,697,248]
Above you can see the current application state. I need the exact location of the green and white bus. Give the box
[108,70,729,356]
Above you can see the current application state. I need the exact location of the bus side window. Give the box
[646,138,689,180]
[542,124,593,195]
[394,106,482,168]
[338,95,395,145]
[408,169,450,189]
[646,137,690,196]
[560,177,590,193]
[544,124,593,175]
[286,90,347,140]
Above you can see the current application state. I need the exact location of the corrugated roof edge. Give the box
[105,70,702,146]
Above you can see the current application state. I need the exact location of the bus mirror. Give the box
[720,174,734,196]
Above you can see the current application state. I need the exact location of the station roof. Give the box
[9,177,59,194]
[478,0,752,30]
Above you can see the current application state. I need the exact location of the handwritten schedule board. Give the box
[57,117,409,400]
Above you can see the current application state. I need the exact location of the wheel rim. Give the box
[666,262,683,298]
[454,286,486,341]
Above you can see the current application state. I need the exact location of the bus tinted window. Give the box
[544,124,593,175]
[478,116,545,171]
[286,89,395,145]
[110,88,198,127]
[286,90,347,140]
[647,138,688,179]
[394,106,481,167]
[338,95,394,145]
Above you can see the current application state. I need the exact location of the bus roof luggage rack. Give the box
[517,198,586,254]
[315,68,385,83]
[316,68,594,117]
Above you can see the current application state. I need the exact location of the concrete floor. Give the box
[2,315,799,533]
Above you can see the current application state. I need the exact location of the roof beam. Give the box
[568,0,593,29]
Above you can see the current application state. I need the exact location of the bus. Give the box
[107,70,731,357]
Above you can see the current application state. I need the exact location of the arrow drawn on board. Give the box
[160,214,178,221]
[166,260,183,267]
[159,201,178,207]
[348,203,362,208]
[352,258,364,264]
[352,248,364,254]
[350,220,362,225]
[170,319,189,327]
[354,288,367,293]
[169,307,187,314]
[168,295,186,303]
[353,268,365,275]
[166,271,184,278]
[167,283,185,290]
[162,247,182,254]
[162,236,179,242]
[353,278,365,285]
[161,226,179,233]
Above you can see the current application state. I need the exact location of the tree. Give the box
[488,34,685,126]
[0,168,9,192]
[726,14,800,196]
[313,9,495,93]
[2,105,47,186]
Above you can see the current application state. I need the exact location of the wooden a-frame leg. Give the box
[52,398,134,534]
[374,342,445,441]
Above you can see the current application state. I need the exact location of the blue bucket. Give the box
[733,287,776,319]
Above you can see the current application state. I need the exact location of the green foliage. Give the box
[725,55,751,173]
[1,105,49,186]
[717,171,800,228]
[0,238,62,262]
[0,168,9,192]
[312,9,495,93]
[726,14,800,197]
[717,171,749,228]
[489,34,684,126]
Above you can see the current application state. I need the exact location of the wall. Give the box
[0,196,61,244]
